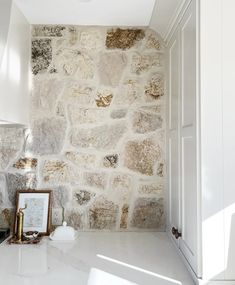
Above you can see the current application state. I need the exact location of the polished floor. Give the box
[0,232,194,285]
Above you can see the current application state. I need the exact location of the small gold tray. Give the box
[7,235,42,245]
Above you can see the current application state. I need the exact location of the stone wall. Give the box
[0,26,166,231]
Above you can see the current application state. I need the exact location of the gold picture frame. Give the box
[14,190,52,236]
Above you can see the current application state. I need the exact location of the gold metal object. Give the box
[15,204,27,242]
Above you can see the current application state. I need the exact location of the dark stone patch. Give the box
[74,190,95,206]
[131,198,164,229]
[6,173,37,206]
[89,197,118,229]
[120,204,129,229]
[157,162,164,177]
[0,208,14,229]
[32,25,66,37]
[103,154,118,168]
[106,28,145,50]
[32,39,52,75]
[13,158,37,170]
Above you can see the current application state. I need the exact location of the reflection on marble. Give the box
[0,233,194,285]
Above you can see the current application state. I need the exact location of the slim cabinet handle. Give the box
[172,227,182,239]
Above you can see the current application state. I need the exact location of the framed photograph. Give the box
[14,190,52,236]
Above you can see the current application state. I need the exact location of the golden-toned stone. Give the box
[106,28,145,50]
[145,34,162,50]
[95,94,113,107]
[145,74,164,99]
[120,204,129,229]
[13,158,37,169]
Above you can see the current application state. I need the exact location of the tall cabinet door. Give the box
[179,0,199,276]
[167,29,181,247]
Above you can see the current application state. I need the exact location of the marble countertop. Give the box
[0,232,193,285]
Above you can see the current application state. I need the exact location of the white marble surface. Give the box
[0,232,194,285]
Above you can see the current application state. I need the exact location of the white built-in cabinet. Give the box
[167,0,235,283]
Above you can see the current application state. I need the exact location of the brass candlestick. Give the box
[15,204,27,242]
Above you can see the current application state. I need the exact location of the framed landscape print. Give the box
[14,190,52,236]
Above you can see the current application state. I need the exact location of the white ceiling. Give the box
[14,0,185,40]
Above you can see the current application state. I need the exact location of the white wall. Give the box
[0,2,30,126]
[0,0,12,66]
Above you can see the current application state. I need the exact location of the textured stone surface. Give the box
[89,196,118,229]
[0,174,6,206]
[0,128,24,170]
[13,158,37,170]
[32,39,52,75]
[157,162,164,177]
[106,28,145,50]
[98,52,127,86]
[95,91,113,107]
[114,79,142,105]
[139,183,163,195]
[145,33,162,50]
[131,53,162,74]
[110,173,132,203]
[83,172,107,190]
[68,106,107,125]
[70,122,126,150]
[52,208,63,226]
[65,209,83,230]
[28,117,66,155]
[74,189,95,206]
[6,173,37,205]
[145,74,164,100]
[111,109,127,119]
[80,29,103,50]
[103,154,118,168]
[32,25,66,37]
[124,138,161,175]
[52,186,71,208]
[32,79,64,113]
[62,81,94,105]
[131,198,164,229]
[120,204,129,229]
[43,160,77,183]
[65,152,96,169]
[132,111,163,133]
[0,208,14,229]
[140,105,162,113]
[55,49,94,78]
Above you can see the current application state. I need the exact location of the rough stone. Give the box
[132,111,163,133]
[43,160,78,184]
[145,74,164,100]
[131,198,164,229]
[131,52,162,74]
[32,25,66,37]
[65,209,83,230]
[139,183,163,195]
[103,154,118,168]
[55,49,94,78]
[32,78,64,113]
[13,158,37,170]
[106,28,145,50]
[56,102,66,117]
[6,173,37,205]
[0,208,14,229]
[52,185,71,208]
[62,81,94,105]
[70,122,126,150]
[0,127,24,170]
[32,39,52,75]
[80,29,103,50]
[140,105,162,113]
[98,52,127,86]
[65,152,96,169]
[120,204,129,229]
[114,79,142,105]
[0,174,6,206]
[68,26,79,46]
[145,33,162,50]
[83,172,107,190]
[68,106,107,125]
[28,117,66,155]
[89,196,118,229]
[110,173,132,203]
[157,162,164,177]
[74,190,95,206]
[124,138,162,176]
[52,208,63,226]
[95,91,113,107]
[111,109,127,119]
